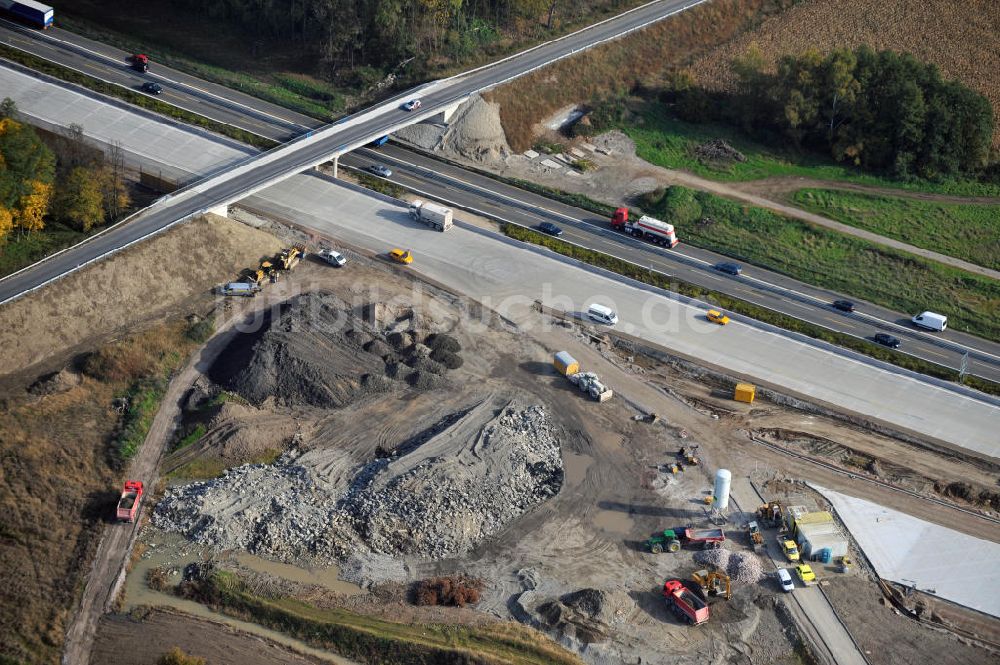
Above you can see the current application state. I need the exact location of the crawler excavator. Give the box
[691,569,732,601]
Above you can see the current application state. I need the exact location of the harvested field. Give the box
[688,0,1000,148]
[485,0,785,151]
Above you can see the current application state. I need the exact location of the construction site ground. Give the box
[92,216,999,664]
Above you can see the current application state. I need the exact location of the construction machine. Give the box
[691,569,732,601]
[678,445,700,466]
[746,520,764,553]
[837,555,852,573]
[568,371,613,402]
[646,527,726,554]
[276,246,303,271]
[757,501,785,532]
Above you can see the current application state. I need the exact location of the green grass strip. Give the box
[791,188,1000,271]
[501,223,1000,397]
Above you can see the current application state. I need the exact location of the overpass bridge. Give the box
[0,0,708,305]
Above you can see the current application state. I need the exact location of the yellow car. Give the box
[782,540,800,562]
[706,310,730,325]
[389,248,413,265]
[795,564,816,584]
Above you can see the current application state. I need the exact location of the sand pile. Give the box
[439,94,511,163]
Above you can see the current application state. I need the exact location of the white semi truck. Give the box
[409,200,453,231]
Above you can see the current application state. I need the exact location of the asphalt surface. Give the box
[344,145,1000,381]
[2,10,998,382]
[0,0,706,302]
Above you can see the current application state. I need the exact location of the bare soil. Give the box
[0,213,283,377]
[91,608,326,665]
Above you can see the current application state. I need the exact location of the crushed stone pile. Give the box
[154,399,564,565]
[341,400,563,558]
[694,548,766,584]
[694,138,746,163]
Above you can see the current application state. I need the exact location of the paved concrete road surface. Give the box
[242,174,1000,460]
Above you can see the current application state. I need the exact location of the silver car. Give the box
[367,164,392,178]
[319,249,347,267]
[777,568,794,593]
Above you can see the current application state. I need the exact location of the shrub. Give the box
[158,647,206,665]
[413,576,484,607]
[184,316,215,344]
[146,567,170,592]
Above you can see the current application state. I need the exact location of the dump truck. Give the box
[746,521,764,553]
[691,569,732,601]
[567,371,613,402]
[647,527,726,553]
[610,207,678,248]
[1,0,53,28]
[116,481,144,522]
[663,579,709,625]
[409,200,453,232]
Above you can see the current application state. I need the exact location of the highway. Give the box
[0,0,710,304]
[2,14,999,381]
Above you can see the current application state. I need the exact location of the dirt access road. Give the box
[60,286,298,665]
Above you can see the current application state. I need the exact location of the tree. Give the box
[15,180,52,235]
[0,206,13,247]
[55,167,104,231]
[0,97,16,119]
[101,141,131,220]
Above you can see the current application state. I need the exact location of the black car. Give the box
[832,300,855,312]
[538,222,563,236]
[141,82,162,95]
[873,333,901,349]
[714,262,742,276]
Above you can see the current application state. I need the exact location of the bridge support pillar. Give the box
[331,156,339,179]
[437,98,467,124]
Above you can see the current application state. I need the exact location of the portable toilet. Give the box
[734,383,755,404]
[553,351,579,376]
[820,548,832,564]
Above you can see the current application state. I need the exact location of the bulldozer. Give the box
[691,569,731,601]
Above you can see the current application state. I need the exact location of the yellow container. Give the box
[553,351,579,376]
[795,511,834,527]
[734,383,756,404]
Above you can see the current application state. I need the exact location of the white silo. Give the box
[714,469,732,511]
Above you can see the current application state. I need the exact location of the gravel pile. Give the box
[694,548,766,584]
[154,401,564,563]
[440,94,511,163]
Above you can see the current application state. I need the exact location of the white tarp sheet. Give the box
[817,486,1000,618]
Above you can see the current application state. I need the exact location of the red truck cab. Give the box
[116,480,143,522]
[131,54,149,72]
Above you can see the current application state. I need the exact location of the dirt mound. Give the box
[694,138,746,164]
[28,368,81,396]
[210,292,447,408]
[439,94,511,163]
[529,588,634,645]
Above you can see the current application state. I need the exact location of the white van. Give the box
[587,303,618,326]
[776,568,794,593]
[912,311,947,332]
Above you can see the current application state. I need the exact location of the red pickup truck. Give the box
[116,480,143,522]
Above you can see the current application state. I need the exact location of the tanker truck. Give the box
[610,207,678,248]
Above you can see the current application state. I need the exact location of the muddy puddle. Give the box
[592,509,635,535]
[235,552,362,595]
[563,451,594,486]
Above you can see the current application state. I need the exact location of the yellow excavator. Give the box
[678,445,700,466]
[691,569,732,601]
[757,501,786,533]
[276,246,303,271]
